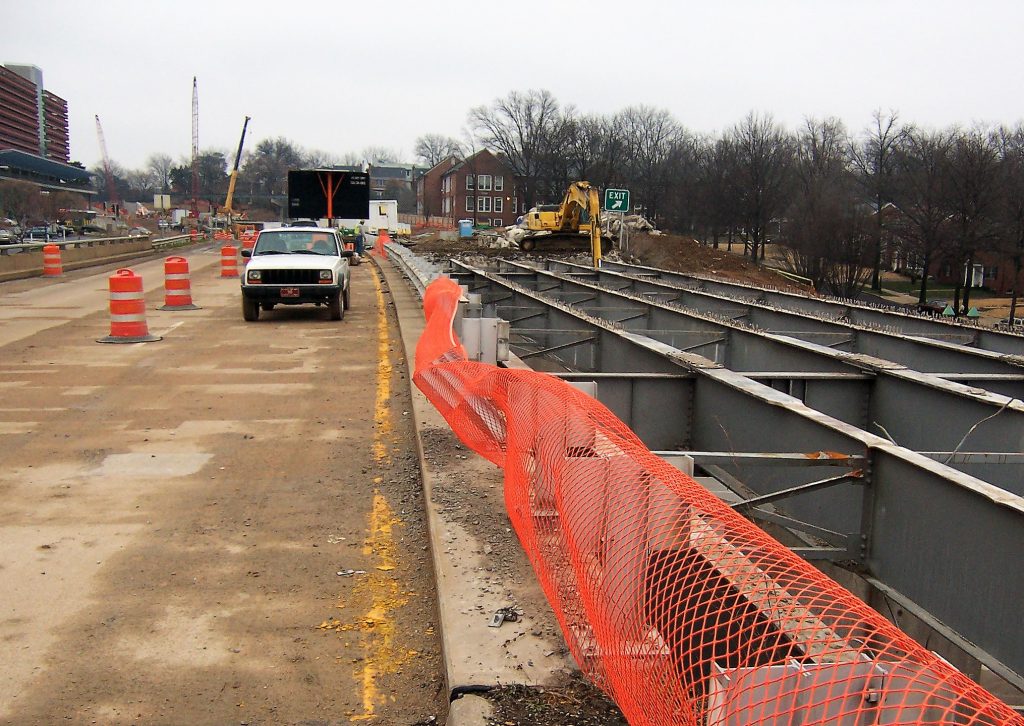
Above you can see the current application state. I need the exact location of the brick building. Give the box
[415,155,458,220]
[436,149,523,227]
[0,64,69,162]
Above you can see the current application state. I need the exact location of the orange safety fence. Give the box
[412,276,1021,726]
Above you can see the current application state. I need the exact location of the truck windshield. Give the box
[255,231,339,255]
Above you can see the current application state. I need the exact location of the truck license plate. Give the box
[281,287,300,298]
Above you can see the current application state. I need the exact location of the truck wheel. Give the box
[242,296,260,321]
[343,284,351,310]
[261,302,276,311]
[328,292,344,321]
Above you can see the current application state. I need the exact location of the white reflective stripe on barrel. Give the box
[109,292,144,300]
[110,313,147,322]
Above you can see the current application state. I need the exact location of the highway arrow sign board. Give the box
[604,188,630,212]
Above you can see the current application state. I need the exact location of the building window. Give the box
[466,175,475,190]
[511,198,517,215]
[495,176,504,191]
[493,218,502,227]
[443,198,451,214]
[477,174,492,191]
[477,196,491,212]
[465,196,475,212]
[494,197,503,213]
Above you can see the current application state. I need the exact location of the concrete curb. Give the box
[372,252,570,726]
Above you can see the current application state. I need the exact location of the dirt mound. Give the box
[627,232,809,292]
[403,230,813,293]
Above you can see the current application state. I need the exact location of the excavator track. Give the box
[519,233,610,254]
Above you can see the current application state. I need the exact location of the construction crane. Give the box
[190,76,200,220]
[94,114,119,213]
[222,115,251,219]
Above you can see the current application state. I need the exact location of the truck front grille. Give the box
[262,269,321,285]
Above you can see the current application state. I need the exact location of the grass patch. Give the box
[882,280,1004,300]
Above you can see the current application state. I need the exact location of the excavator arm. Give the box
[556,182,603,266]
[520,180,603,266]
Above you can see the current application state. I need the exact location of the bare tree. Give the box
[414,134,462,167]
[125,168,157,199]
[889,127,955,304]
[240,137,304,200]
[147,153,174,193]
[849,110,906,290]
[726,112,795,262]
[996,124,1024,324]
[615,105,690,224]
[942,126,1001,314]
[304,149,343,167]
[0,179,42,225]
[468,89,565,208]
[786,119,874,296]
[361,146,402,165]
[692,136,741,248]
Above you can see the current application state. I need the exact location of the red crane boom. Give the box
[190,77,200,219]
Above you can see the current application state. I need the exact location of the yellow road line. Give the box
[372,270,393,464]
[351,268,408,721]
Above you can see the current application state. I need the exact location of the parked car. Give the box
[25,226,51,240]
[917,299,951,315]
[157,219,169,229]
[0,228,20,244]
[128,227,151,236]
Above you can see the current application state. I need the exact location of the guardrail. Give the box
[0,233,202,283]
[383,241,444,300]
[0,233,163,255]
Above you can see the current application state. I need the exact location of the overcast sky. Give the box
[6,0,1024,172]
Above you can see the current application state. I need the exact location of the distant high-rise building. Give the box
[0,63,70,163]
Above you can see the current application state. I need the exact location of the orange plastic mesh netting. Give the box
[413,276,1021,726]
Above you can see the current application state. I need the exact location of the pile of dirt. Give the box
[626,232,810,292]
[402,230,813,293]
[482,670,627,725]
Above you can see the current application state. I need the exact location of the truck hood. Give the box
[245,254,341,271]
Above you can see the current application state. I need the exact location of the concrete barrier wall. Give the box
[0,237,177,282]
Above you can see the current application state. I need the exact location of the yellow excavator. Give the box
[519,180,604,266]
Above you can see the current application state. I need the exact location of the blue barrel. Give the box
[459,219,474,238]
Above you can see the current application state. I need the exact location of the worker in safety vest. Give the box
[355,220,366,257]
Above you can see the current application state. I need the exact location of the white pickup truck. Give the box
[240,226,353,321]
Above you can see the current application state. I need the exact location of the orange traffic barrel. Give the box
[97,268,162,344]
[220,245,239,278]
[373,229,390,259]
[159,256,200,310]
[190,228,198,241]
[42,244,63,276]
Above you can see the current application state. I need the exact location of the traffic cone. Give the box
[42,244,63,277]
[373,229,390,259]
[220,245,239,278]
[159,256,200,310]
[97,268,162,343]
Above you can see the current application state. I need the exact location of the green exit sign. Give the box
[604,188,630,212]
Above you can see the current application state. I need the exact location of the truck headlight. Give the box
[247,270,262,282]
[318,270,333,283]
